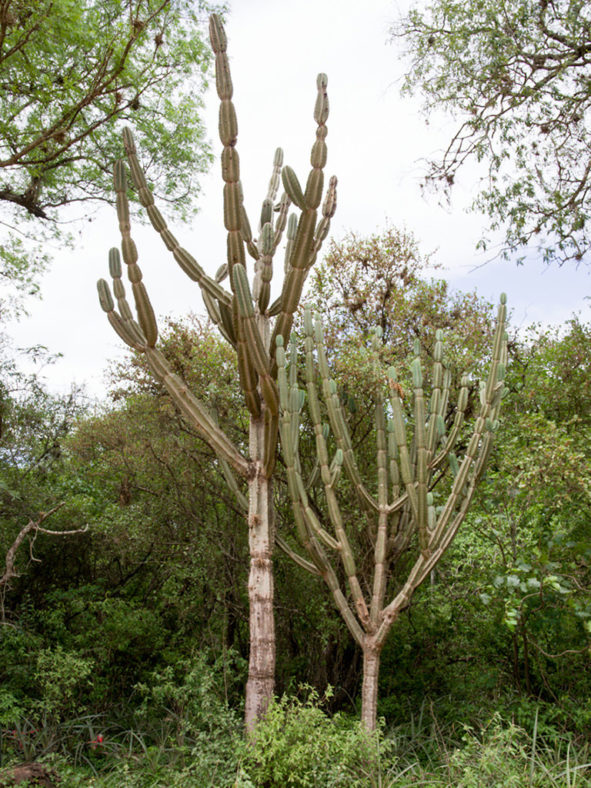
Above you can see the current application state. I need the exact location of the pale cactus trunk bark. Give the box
[361,640,382,732]
[244,414,275,731]
[244,313,275,733]
[244,415,275,731]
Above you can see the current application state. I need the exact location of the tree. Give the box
[310,229,497,376]
[0,338,90,623]
[95,14,338,731]
[0,0,215,311]
[394,0,591,264]
[277,300,507,730]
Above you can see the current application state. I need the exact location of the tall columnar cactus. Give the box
[96,14,337,732]
[277,297,508,731]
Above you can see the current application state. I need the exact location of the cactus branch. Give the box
[121,129,231,310]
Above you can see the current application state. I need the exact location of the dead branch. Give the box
[0,503,88,590]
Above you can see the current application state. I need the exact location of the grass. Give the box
[1,700,590,787]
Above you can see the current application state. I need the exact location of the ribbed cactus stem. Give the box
[270,73,337,360]
[426,329,444,456]
[388,368,419,523]
[314,316,376,512]
[411,356,429,556]
[111,160,159,348]
[232,264,279,417]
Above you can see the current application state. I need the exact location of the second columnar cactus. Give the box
[277,297,508,731]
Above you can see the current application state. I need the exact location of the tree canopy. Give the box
[394,0,591,264]
[0,0,216,311]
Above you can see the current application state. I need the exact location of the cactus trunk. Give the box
[244,414,275,731]
[361,641,382,732]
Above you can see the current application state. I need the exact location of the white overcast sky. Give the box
[6,0,591,397]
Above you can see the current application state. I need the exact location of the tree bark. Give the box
[244,414,275,733]
[361,640,382,732]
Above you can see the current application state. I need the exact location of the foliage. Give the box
[2,229,591,775]
[394,0,591,263]
[238,689,395,788]
[0,0,217,312]
[309,229,498,393]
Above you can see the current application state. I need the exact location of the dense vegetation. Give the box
[0,233,589,785]
[1,1,590,784]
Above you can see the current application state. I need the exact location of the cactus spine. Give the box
[96,14,337,733]
[277,298,508,731]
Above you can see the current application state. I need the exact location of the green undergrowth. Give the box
[1,690,590,787]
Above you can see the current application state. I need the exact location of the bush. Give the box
[237,688,395,787]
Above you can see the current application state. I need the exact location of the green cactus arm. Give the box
[144,347,250,479]
[277,337,342,553]
[272,191,290,252]
[277,344,341,555]
[430,419,489,550]
[234,301,262,419]
[370,509,390,624]
[410,432,499,597]
[241,204,259,262]
[370,334,390,622]
[429,297,507,551]
[267,147,284,204]
[232,264,279,416]
[107,247,149,348]
[251,149,285,313]
[308,175,338,265]
[209,15,253,298]
[275,534,321,576]
[270,174,337,353]
[98,249,148,350]
[217,454,248,512]
[280,493,366,648]
[485,295,508,402]
[300,321,367,585]
[201,289,237,348]
[270,74,334,358]
[313,315,378,513]
[263,409,278,479]
[120,130,231,310]
[299,321,373,628]
[113,161,159,348]
[425,329,445,458]
[97,278,146,351]
[411,354,429,556]
[283,212,298,276]
[387,418,401,502]
[254,221,274,313]
[429,373,470,472]
[388,369,419,523]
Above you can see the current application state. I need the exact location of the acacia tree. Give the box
[0,0,215,310]
[277,301,507,731]
[394,0,591,264]
[95,15,338,730]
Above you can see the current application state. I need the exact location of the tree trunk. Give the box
[244,414,275,733]
[361,640,382,732]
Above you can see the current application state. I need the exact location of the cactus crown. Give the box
[96,14,339,475]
